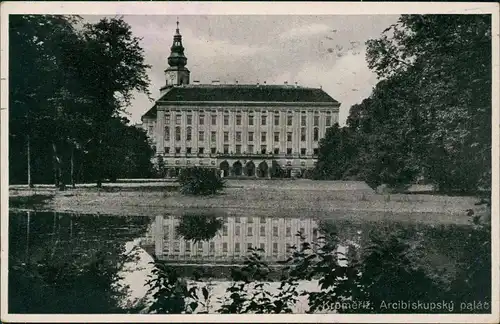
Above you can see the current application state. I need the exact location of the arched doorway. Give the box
[257,161,268,178]
[245,161,256,177]
[220,161,230,177]
[270,160,283,178]
[232,161,243,176]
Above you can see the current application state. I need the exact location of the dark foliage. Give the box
[9,15,153,187]
[153,155,168,178]
[175,213,223,243]
[146,262,192,314]
[352,227,442,313]
[8,212,151,313]
[13,207,489,314]
[146,206,490,314]
[178,167,225,196]
[314,15,491,194]
[9,194,53,209]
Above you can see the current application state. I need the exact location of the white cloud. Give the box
[132,23,270,60]
[127,46,378,126]
[289,46,377,126]
[122,22,275,124]
[115,16,397,124]
[279,23,331,40]
[186,30,270,58]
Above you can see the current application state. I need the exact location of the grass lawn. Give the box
[9,179,484,225]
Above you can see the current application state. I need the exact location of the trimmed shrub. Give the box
[153,155,167,178]
[178,167,225,196]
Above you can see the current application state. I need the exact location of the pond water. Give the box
[8,210,490,314]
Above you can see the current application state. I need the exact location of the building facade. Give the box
[140,214,355,267]
[142,215,320,264]
[141,22,341,178]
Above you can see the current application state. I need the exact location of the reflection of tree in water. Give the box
[147,213,491,314]
[8,211,152,313]
[9,210,491,314]
[175,213,223,243]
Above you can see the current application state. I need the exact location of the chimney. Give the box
[212,80,220,85]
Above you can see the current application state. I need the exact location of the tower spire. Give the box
[167,19,187,68]
[164,19,190,86]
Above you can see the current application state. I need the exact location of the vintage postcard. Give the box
[1,1,499,323]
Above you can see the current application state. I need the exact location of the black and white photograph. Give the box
[1,2,499,323]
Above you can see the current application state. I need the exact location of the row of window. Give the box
[164,216,307,224]
[164,224,318,239]
[162,128,322,142]
[161,146,320,156]
[166,109,333,114]
[166,113,334,127]
[233,216,266,223]
[165,241,297,254]
[222,225,313,237]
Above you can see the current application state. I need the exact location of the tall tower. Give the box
[165,19,190,86]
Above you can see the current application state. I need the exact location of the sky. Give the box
[82,15,399,125]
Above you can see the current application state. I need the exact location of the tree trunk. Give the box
[52,143,65,190]
[52,212,56,244]
[71,146,75,188]
[96,139,103,188]
[53,143,58,187]
[27,135,33,188]
[54,166,59,188]
[25,211,30,261]
[51,212,58,258]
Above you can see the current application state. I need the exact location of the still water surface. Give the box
[8,210,478,314]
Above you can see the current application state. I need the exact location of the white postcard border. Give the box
[1,1,498,323]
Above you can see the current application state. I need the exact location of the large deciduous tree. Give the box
[312,124,359,181]
[314,15,491,194]
[9,15,153,187]
[75,17,152,187]
[80,117,154,182]
[365,14,491,192]
[9,15,83,186]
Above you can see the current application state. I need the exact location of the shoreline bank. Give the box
[9,180,484,225]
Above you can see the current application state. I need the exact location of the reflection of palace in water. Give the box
[142,215,320,264]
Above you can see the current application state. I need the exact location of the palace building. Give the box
[141,21,341,178]
[140,214,354,267]
[141,215,320,265]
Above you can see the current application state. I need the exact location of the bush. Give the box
[147,209,491,314]
[153,155,167,178]
[301,169,314,179]
[178,167,225,196]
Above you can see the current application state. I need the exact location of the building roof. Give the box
[142,84,339,119]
